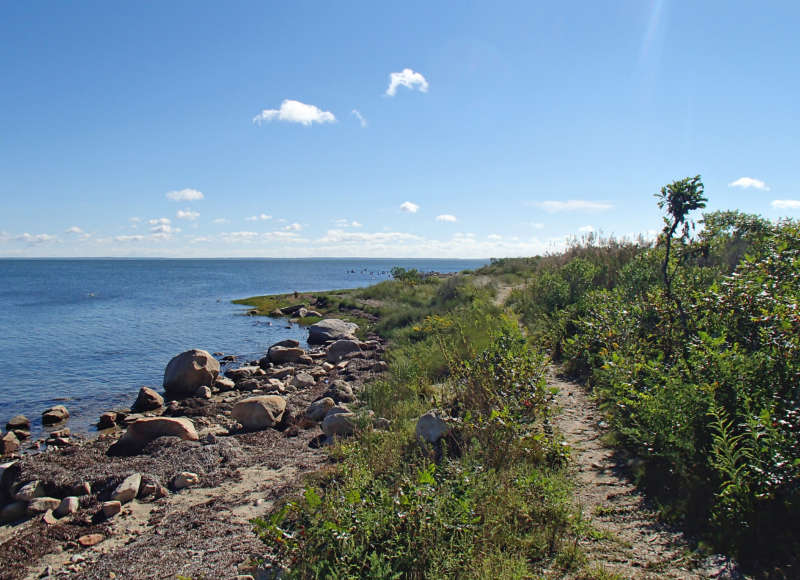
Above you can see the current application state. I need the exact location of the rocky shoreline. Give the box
[0,316,390,579]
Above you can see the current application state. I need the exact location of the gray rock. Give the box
[0,501,28,523]
[324,380,355,404]
[269,338,300,349]
[163,349,220,397]
[1,431,20,455]
[195,385,212,399]
[215,376,236,392]
[374,417,391,430]
[132,387,164,412]
[112,473,142,504]
[306,310,323,318]
[102,500,121,518]
[5,415,30,431]
[42,405,69,425]
[225,366,261,381]
[268,346,306,364]
[27,497,61,514]
[291,372,315,389]
[322,412,357,438]
[326,339,362,363]
[305,398,335,422]
[116,417,199,451]
[415,411,450,444]
[279,304,306,316]
[232,396,287,431]
[325,405,351,418]
[55,496,79,517]
[173,472,199,490]
[308,319,359,344]
[14,479,44,502]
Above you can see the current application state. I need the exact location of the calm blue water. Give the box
[0,258,485,437]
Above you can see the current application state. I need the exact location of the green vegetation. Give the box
[244,175,799,574]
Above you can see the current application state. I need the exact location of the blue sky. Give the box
[1,0,798,258]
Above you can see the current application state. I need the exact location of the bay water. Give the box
[0,258,485,438]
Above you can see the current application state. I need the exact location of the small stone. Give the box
[55,496,79,517]
[1,431,20,455]
[305,398,335,422]
[98,412,117,429]
[14,479,44,502]
[6,415,30,431]
[291,372,315,389]
[374,417,391,430]
[415,411,450,444]
[39,565,54,578]
[215,376,236,392]
[77,534,104,547]
[42,405,69,425]
[73,481,92,496]
[27,497,61,514]
[112,473,142,504]
[232,396,286,431]
[173,472,199,490]
[132,386,164,412]
[195,385,212,399]
[42,509,59,525]
[322,412,357,438]
[102,501,122,518]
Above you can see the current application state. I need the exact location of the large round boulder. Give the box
[232,396,286,431]
[163,350,220,397]
[308,319,358,345]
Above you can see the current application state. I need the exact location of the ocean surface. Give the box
[0,258,486,438]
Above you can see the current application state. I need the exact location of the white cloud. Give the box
[435,214,457,223]
[578,225,595,233]
[334,219,363,228]
[386,68,429,96]
[177,209,199,221]
[16,233,57,244]
[771,199,800,209]
[400,201,420,213]
[284,222,302,231]
[729,177,770,191]
[245,213,272,222]
[151,224,178,235]
[115,235,145,242]
[166,188,205,201]
[533,200,614,213]
[129,217,141,223]
[65,226,91,240]
[531,222,545,229]
[351,109,367,128]
[318,230,423,244]
[487,234,502,240]
[149,217,171,225]
[253,99,336,126]
[212,218,229,224]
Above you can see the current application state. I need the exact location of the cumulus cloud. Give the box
[245,213,272,222]
[284,222,302,231]
[400,201,420,213]
[253,99,336,126]
[533,200,614,213]
[166,188,204,201]
[729,177,770,191]
[177,209,199,221]
[65,226,91,240]
[351,109,367,128]
[15,233,57,244]
[435,214,457,223]
[771,199,800,209]
[386,68,429,96]
[149,218,171,226]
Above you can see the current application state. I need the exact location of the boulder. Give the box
[266,367,294,380]
[225,366,260,381]
[415,411,450,444]
[1,432,19,455]
[322,412,357,438]
[102,501,121,518]
[112,473,142,504]
[326,339,362,363]
[14,480,44,502]
[232,396,286,431]
[268,346,305,364]
[5,415,30,432]
[325,405,351,418]
[173,472,199,490]
[308,319,358,344]
[42,405,69,425]
[306,310,323,318]
[163,349,220,397]
[324,381,355,404]
[280,304,306,316]
[306,398,335,422]
[55,496,79,517]
[11,429,29,440]
[115,417,198,452]
[291,372,315,389]
[98,412,117,430]
[132,387,164,412]
[0,501,28,523]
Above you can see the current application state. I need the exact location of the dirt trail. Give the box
[548,368,742,579]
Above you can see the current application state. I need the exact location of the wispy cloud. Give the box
[729,177,770,191]
[115,235,145,242]
[400,201,420,213]
[65,226,91,239]
[771,199,800,209]
[435,214,457,223]
[318,230,422,244]
[578,225,595,233]
[386,68,429,96]
[351,109,367,128]
[533,200,614,213]
[487,234,502,240]
[253,99,336,126]
[212,218,229,224]
[16,233,58,245]
[166,188,204,201]
[284,222,302,231]
[149,218,171,226]
[245,213,272,222]
[334,219,363,228]
[177,209,199,221]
